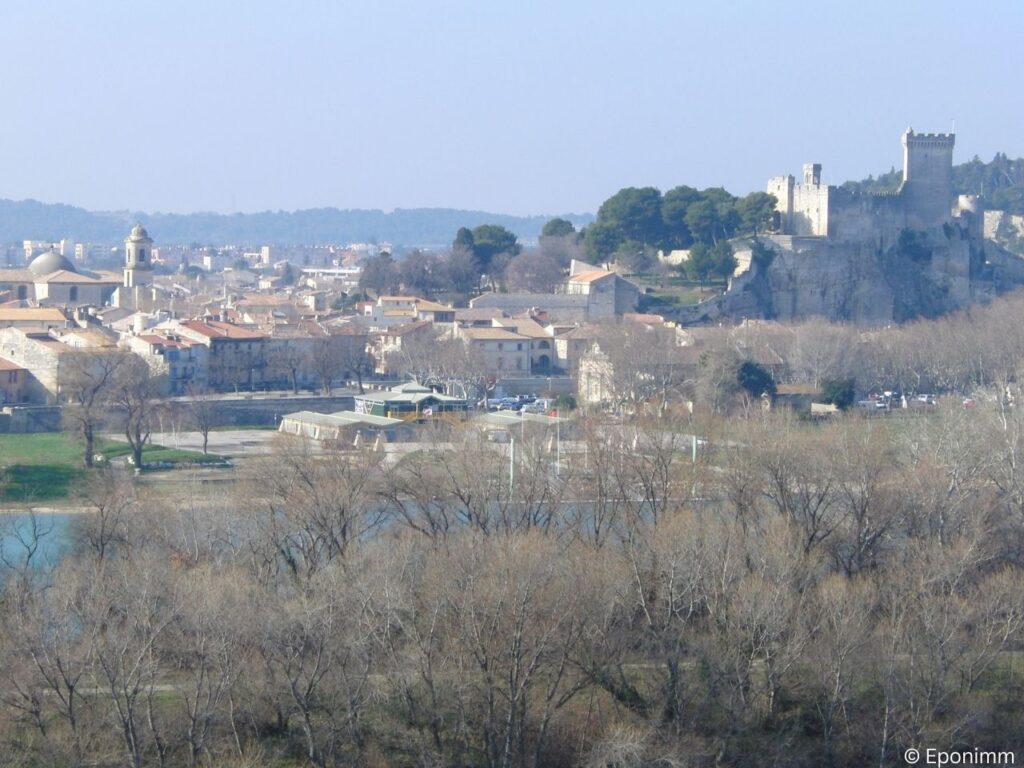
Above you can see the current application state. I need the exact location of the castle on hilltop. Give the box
[669,127,1024,325]
[767,129,981,245]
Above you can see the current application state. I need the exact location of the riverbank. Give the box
[0,433,225,502]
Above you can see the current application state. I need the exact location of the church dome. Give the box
[28,248,76,276]
[128,224,152,241]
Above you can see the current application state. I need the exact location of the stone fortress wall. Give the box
[767,129,960,247]
[671,128,1021,326]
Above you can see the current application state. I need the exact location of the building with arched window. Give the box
[0,247,121,307]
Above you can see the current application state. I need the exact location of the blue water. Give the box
[0,513,75,570]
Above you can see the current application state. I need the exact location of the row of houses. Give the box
[0,228,657,407]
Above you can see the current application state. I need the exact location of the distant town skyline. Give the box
[1,1,1021,217]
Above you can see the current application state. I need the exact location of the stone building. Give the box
[0,248,120,306]
[767,128,965,245]
[172,319,268,391]
[124,332,209,395]
[0,327,118,403]
[457,327,532,374]
[666,127,1023,325]
[469,260,640,322]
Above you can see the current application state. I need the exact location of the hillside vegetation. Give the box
[844,152,1024,213]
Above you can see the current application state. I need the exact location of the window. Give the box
[69,286,78,302]
[498,342,504,351]
[139,249,146,262]
[16,286,26,300]
[517,343,522,351]
[7,372,16,383]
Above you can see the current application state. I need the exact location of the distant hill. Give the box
[843,153,1024,213]
[0,199,594,248]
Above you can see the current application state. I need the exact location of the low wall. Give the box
[0,393,357,434]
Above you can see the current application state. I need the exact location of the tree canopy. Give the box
[737,359,776,398]
[451,224,521,277]
[358,252,399,296]
[583,185,777,264]
[686,241,737,285]
[541,217,576,238]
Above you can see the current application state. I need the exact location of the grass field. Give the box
[0,433,225,502]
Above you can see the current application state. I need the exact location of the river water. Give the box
[0,512,76,569]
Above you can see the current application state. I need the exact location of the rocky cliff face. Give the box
[673,228,1024,326]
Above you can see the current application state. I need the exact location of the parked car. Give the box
[521,398,555,414]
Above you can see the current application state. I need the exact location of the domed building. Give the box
[27,248,77,276]
[0,240,123,307]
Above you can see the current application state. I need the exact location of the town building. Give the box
[0,248,121,306]
[469,260,639,322]
[124,332,209,394]
[352,382,468,421]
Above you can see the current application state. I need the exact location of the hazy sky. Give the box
[1,1,1021,216]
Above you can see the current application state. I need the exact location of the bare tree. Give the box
[389,330,492,401]
[240,437,387,584]
[184,384,218,455]
[309,333,364,396]
[109,354,166,470]
[62,350,131,468]
[503,250,564,293]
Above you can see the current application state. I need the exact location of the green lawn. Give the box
[0,433,225,502]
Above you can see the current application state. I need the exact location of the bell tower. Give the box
[124,224,154,288]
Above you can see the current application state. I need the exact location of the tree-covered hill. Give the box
[0,199,593,247]
[843,152,1024,213]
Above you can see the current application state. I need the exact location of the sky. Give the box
[1,1,1021,217]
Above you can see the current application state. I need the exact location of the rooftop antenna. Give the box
[951,118,956,135]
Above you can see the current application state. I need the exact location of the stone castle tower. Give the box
[768,128,957,242]
[123,223,153,289]
[901,128,955,230]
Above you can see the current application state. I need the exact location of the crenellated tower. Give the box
[901,128,955,230]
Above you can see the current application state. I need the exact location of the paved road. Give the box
[110,429,286,458]
[112,430,452,467]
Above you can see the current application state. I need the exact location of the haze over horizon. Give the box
[1,1,1021,218]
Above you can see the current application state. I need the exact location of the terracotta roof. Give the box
[236,295,294,306]
[137,334,190,348]
[558,324,599,339]
[35,269,102,284]
[378,295,420,303]
[179,320,266,340]
[623,312,666,324]
[414,299,454,312]
[58,329,118,347]
[461,328,529,342]
[494,317,549,338]
[0,308,67,321]
[0,269,36,282]
[455,307,506,321]
[0,357,25,371]
[567,269,614,284]
[385,320,432,337]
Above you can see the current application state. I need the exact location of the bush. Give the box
[820,377,857,410]
[737,360,776,398]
